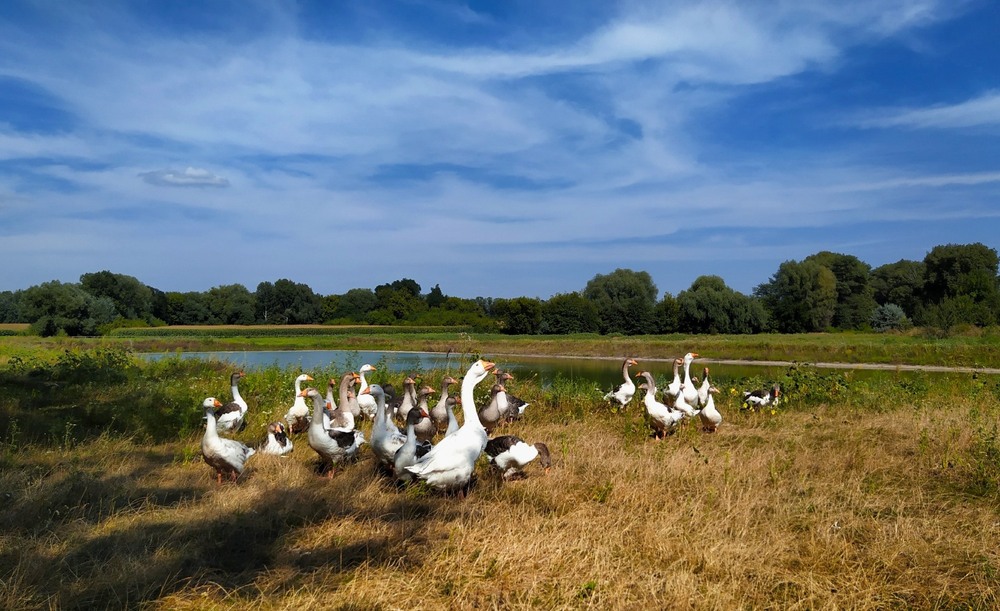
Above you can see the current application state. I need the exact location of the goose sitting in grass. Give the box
[284,373,315,434]
[365,384,406,470]
[743,383,781,410]
[260,421,293,456]
[603,358,638,410]
[302,387,364,476]
[637,372,683,441]
[201,397,255,483]
[394,407,433,484]
[699,386,723,433]
[215,371,248,433]
[485,435,551,480]
[405,359,495,496]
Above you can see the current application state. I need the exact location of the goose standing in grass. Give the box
[201,397,255,483]
[260,422,293,456]
[365,384,406,470]
[356,363,378,420]
[495,370,529,421]
[342,371,362,420]
[699,386,723,433]
[696,367,712,408]
[673,383,700,419]
[412,385,437,443]
[485,436,551,480]
[444,395,460,437]
[743,383,781,410]
[430,376,458,433]
[603,358,639,410]
[680,352,700,408]
[215,371,248,433]
[405,359,495,495]
[302,387,364,476]
[391,376,418,421]
[665,358,683,402]
[478,382,506,435]
[637,372,683,441]
[394,407,433,484]
[284,373,315,434]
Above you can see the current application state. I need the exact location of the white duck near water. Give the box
[215,371,248,433]
[603,358,638,410]
[284,373,315,434]
[201,397,255,482]
[405,359,496,495]
[302,387,364,476]
[260,421,293,456]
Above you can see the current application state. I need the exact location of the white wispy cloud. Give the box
[139,167,230,188]
[857,90,1000,129]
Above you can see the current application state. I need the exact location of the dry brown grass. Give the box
[2,394,999,610]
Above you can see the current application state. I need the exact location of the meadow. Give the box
[1,337,1000,609]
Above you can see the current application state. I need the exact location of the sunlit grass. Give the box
[2,347,1000,609]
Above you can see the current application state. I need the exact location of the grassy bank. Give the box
[1,347,999,608]
[7,326,1000,368]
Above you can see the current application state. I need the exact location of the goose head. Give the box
[202,397,223,410]
[418,385,436,399]
[534,442,552,474]
[230,371,245,385]
[359,364,376,374]
[297,374,314,384]
[442,376,458,388]
[465,359,496,385]
[405,406,429,427]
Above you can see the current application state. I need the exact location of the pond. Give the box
[140,349,939,392]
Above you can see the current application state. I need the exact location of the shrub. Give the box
[871,303,911,333]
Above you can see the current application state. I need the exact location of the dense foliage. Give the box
[3,242,1000,336]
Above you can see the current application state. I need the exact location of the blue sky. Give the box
[1,0,999,299]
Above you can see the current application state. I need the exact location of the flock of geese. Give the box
[199,359,549,495]
[199,354,781,495]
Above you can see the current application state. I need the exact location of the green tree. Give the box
[493,297,543,334]
[330,288,378,322]
[79,270,153,320]
[803,252,876,330]
[20,281,118,336]
[426,284,446,309]
[255,279,322,324]
[676,276,768,334]
[0,290,24,323]
[164,291,214,324]
[540,292,600,334]
[920,243,1000,326]
[582,268,658,335]
[206,284,256,325]
[871,259,925,318]
[652,293,679,334]
[756,260,837,333]
[373,279,427,322]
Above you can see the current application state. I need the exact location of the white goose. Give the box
[215,371,248,433]
[637,372,683,440]
[260,421,293,456]
[680,352,700,408]
[303,387,364,476]
[673,383,700,419]
[665,358,683,401]
[201,397,255,482]
[699,386,723,432]
[405,359,496,495]
[365,384,406,469]
[356,364,378,420]
[603,358,639,410]
[284,373,315,434]
[696,366,712,408]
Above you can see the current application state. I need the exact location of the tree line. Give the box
[1,243,998,337]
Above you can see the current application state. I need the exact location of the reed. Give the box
[1,348,999,609]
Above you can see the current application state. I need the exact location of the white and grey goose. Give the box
[696,366,712,408]
[201,397,255,483]
[494,370,529,421]
[405,359,496,495]
[302,387,364,476]
[430,375,459,433]
[260,421,293,456]
[215,371,248,433]
[680,352,700,408]
[603,358,639,409]
[744,383,781,409]
[637,371,683,440]
[364,384,406,470]
[393,405,433,484]
[485,435,551,480]
[412,385,438,443]
[284,373,315,434]
[478,382,506,435]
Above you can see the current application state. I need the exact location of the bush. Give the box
[871,303,911,333]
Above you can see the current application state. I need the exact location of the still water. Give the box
[141,349,873,390]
